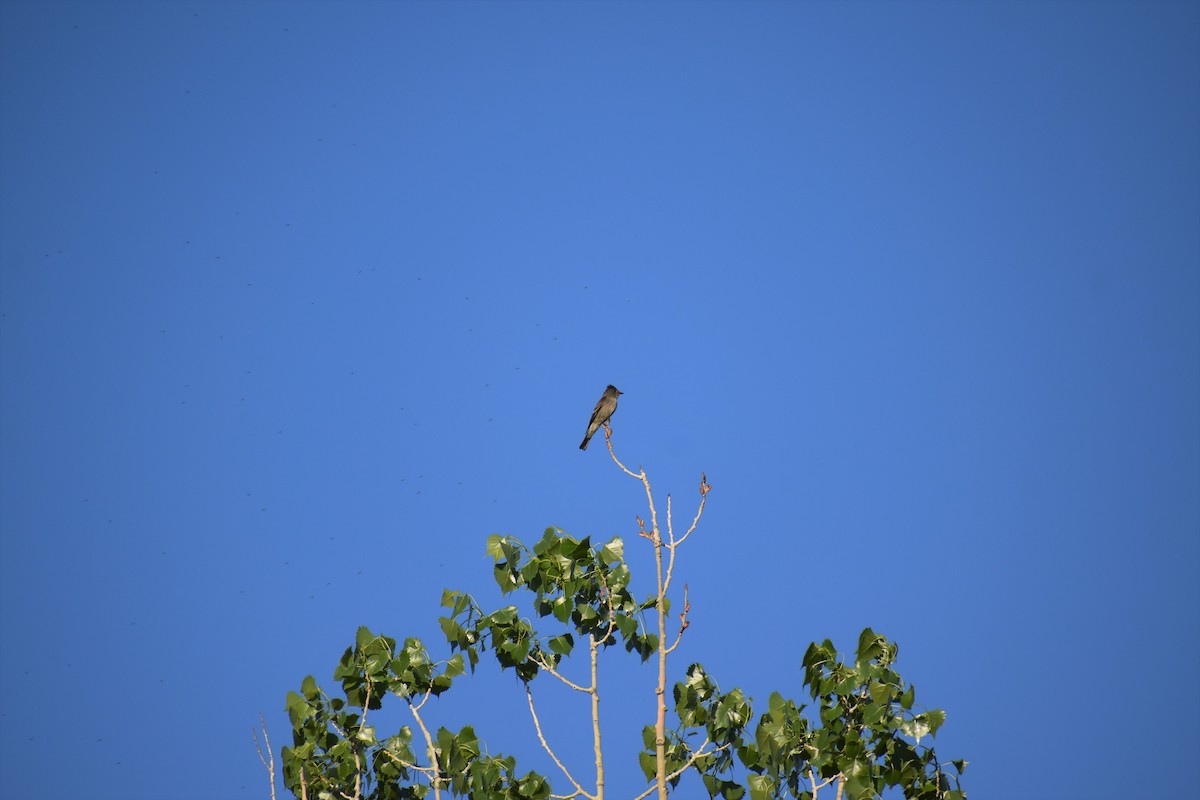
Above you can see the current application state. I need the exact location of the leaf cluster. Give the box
[439,530,660,680]
[281,628,548,800]
[639,663,752,795]
[728,629,967,800]
[279,530,967,800]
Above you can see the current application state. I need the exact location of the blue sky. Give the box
[1,1,1197,798]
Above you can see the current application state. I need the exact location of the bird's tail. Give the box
[579,435,591,450]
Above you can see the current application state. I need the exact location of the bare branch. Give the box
[609,442,712,800]
[410,683,435,713]
[526,686,594,800]
[408,697,443,800]
[666,493,674,545]
[809,767,838,798]
[664,583,691,655]
[380,749,440,782]
[673,473,710,548]
[630,738,733,800]
[607,438,659,547]
[605,426,644,481]
[662,495,677,596]
[530,653,590,692]
[588,635,605,799]
[253,713,278,800]
[662,474,709,600]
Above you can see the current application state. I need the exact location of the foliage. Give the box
[732,629,965,800]
[278,443,966,800]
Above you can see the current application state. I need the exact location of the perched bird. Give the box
[580,385,623,450]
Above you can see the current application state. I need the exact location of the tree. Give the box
[276,425,967,800]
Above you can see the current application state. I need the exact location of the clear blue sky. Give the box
[1,2,1197,798]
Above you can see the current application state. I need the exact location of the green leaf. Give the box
[365,650,390,677]
[842,759,873,800]
[355,626,375,650]
[855,627,880,659]
[439,616,462,645]
[641,725,657,749]
[552,596,573,623]
[833,672,858,697]
[635,633,659,661]
[494,563,517,592]
[547,634,574,655]
[747,773,774,800]
[534,527,561,554]
[900,714,930,741]
[485,534,505,560]
[489,606,518,625]
[600,538,624,565]
[444,652,465,678]
[638,750,656,782]
[520,557,542,586]
[722,782,747,800]
[285,690,311,727]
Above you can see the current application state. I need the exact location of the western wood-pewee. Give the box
[579,385,623,450]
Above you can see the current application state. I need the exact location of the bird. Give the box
[580,385,623,450]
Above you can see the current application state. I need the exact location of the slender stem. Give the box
[253,713,277,800]
[630,739,731,800]
[530,654,590,692]
[654,517,668,800]
[590,636,604,800]
[380,750,439,783]
[408,697,442,800]
[808,767,838,797]
[610,443,710,800]
[526,686,592,800]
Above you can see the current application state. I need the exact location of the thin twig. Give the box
[664,584,690,655]
[662,497,685,598]
[589,634,604,800]
[605,425,643,480]
[607,438,658,542]
[809,767,838,797]
[408,697,443,800]
[674,473,710,548]
[530,653,591,692]
[380,749,439,781]
[526,686,593,800]
[253,713,277,800]
[411,684,434,713]
[629,739,732,800]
